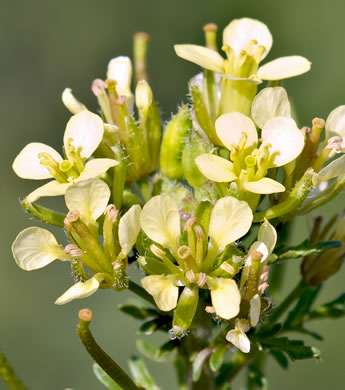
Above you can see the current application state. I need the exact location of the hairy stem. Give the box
[0,349,28,390]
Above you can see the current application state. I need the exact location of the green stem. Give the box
[0,349,28,390]
[21,199,65,227]
[77,310,138,390]
[260,280,308,332]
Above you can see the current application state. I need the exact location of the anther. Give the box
[150,244,166,259]
[220,262,236,276]
[197,272,207,287]
[184,217,198,231]
[91,79,106,97]
[186,269,196,283]
[251,250,264,261]
[258,282,269,294]
[64,244,83,258]
[104,204,119,222]
[194,225,205,241]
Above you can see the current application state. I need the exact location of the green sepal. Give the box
[136,339,177,363]
[160,105,192,179]
[118,304,159,320]
[270,240,342,263]
[190,84,220,145]
[137,256,171,275]
[173,285,199,336]
[209,344,228,372]
[93,363,123,390]
[122,190,144,209]
[260,337,321,361]
[307,293,345,320]
[192,348,213,382]
[112,144,127,210]
[195,200,212,238]
[21,199,65,227]
[128,356,160,390]
[182,132,209,187]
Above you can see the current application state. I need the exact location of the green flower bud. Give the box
[160,105,192,179]
[172,285,199,338]
[182,132,209,187]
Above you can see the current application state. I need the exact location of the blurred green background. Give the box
[1,0,345,389]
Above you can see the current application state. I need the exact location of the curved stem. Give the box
[77,309,138,390]
[0,349,28,390]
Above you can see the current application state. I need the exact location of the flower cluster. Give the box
[11,16,345,370]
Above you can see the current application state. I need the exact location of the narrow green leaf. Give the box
[261,337,321,361]
[284,285,322,328]
[307,293,345,320]
[271,240,341,263]
[136,339,176,363]
[269,349,289,369]
[118,304,158,320]
[256,323,282,339]
[192,348,213,382]
[93,363,123,390]
[209,344,227,372]
[128,356,160,390]
[248,365,268,389]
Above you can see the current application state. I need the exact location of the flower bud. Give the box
[135,80,152,111]
[182,131,209,187]
[160,105,192,179]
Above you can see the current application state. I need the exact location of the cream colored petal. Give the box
[12,227,66,271]
[215,112,258,150]
[174,44,224,73]
[223,18,272,60]
[251,87,291,129]
[249,241,269,263]
[316,154,345,182]
[258,218,277,257]
[257,56,311,80]
[119,205,142,255]
[61,88,87,114]
[262,117,304,167]
[65,179,110,224]
[250,294,261,326]
[107,56,133,97]
[209,196,253,252]
[226,326,251,353]
[27,181,71,203]
[140,194,181,254]
[209,278,241,320]
[195,154,237,182]
[78,158,118,181]
[243,178,285,194]
[55,278,100,305]
[63,111,104,160]
[141,275,178,311]
[325,105,345,139]
[12,143,63,180]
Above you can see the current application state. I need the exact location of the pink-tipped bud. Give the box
[104,204,119,222]
[64,210,80,230]
[64,243,83,258]
[186,269,196,283]
[197,272,207,287]
[91,79,106,97]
